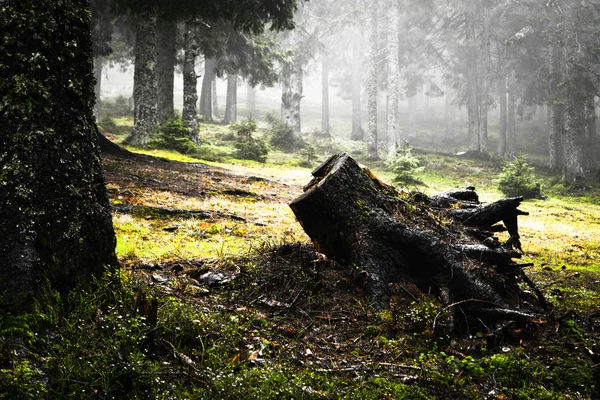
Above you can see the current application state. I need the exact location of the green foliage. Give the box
[385,148,424,186]
[99,116,118,133]
[497,155,542,198]
[148,117,198,154]
[265,112,303,152]
[101,96,132,118]
[231,117,269,162]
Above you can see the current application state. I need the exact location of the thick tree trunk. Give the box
[290,153,544,333]
[93,56,103,118]
[123,9,158,146]
[0,0,118,311]
[498,75,507,156]
[156,16,177,125]
[224,73,238,124]
[199,57,216,122]
[321,56,330,135]
[351,31,364,141]
[281,60,303,134]
[564,86,586,181]
[386,5,400,155]
[548,45,565,171]
[182,23,199,145]
[366,0,379,160]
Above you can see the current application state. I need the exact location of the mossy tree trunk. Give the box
[182,22,199,145]
[0,0,118,312]
[156,16,177,126]
[123,8,158,146]
[290,153,545,333]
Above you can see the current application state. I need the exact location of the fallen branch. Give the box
[111,204,247,222]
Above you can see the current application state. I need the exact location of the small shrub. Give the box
[385,148,424,186]
[497,155,542,198]
[148,117,198,154]
[265,112,303,152]
[99,116,118,133]
[101,95,132,118]
[231,117,269,163]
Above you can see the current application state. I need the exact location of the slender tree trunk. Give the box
[351,30,364,141]
[246,83,256,115]
[548,45,564,171]
[156,16,176,125]
[212,79,219,118]
[123,8,158,146]
[386,4,400,155]
[498,75,507,156]
[584,95,597,170]
[199,57,216,122]
[281,59,303,134]
[445,92,454,139]
[507,76,517,158]
[93,56,103,119]
[563,85,586,181]
[321,56,330,135]
[224,73,238,124]
[182,23,199,145]
[366,0,379,160]
[407,94,417,140]
[478,0,490,153]
[1,0,118,311]
[466,10,480,152]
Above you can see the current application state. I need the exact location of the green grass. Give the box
[5,118,595,398]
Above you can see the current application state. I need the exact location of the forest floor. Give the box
[95,136,600,399]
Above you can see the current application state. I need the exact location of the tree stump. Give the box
[290,153,546,333]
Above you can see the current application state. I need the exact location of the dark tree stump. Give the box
[290,153,546,333]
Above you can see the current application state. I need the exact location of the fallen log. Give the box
[289,152,546,333]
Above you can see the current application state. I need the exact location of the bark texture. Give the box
[548,45,565,171]
[182,23,199,145]
[224,73,238,124]
[497,75,507,156]
[386,5,400,155]
[351,31,364,141]
[124,9,158,146]
[199,57,216,122]
[156,16,177,125]
[290,153,544,333]
[366,0,379,160]
[281,60,303,134]
[0,0,118,311]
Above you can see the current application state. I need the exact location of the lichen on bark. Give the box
[0,0,118,311]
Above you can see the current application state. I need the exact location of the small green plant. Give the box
[497,155,541,198]
[231,117,269,163]
[99,116,118,133]
[102,95,132,118]
[265,112,303,152]
[385,148,424,186]
[148,117,198,154]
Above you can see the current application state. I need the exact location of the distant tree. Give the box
[0,0,118,311]
[224,73,238,124]
[366,0,379,160]
[386,2,401,155]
